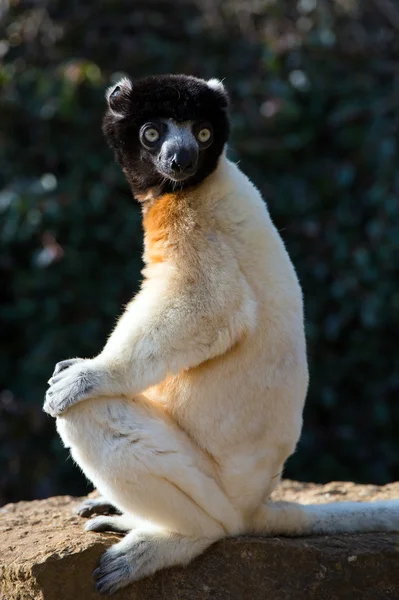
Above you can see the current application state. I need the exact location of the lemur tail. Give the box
[253,499,399,536]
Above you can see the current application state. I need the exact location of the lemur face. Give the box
[102,74,230,199]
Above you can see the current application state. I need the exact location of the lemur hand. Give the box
[44,357,97,417]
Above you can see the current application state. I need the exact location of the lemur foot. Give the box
[94,530,161,594]
[93,529,210,594]
[75,495,121,518]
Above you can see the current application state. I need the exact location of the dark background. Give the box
[1,0,399,505]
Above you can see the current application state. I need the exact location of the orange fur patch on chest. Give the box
[142,192,189,264]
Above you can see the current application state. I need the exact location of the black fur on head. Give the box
[102,74,230,199]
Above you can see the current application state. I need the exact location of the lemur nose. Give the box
[171,149,196,173]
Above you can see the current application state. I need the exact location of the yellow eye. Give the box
[143,128,160,143]
[197,128,211,143]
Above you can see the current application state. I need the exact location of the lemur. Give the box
[44,74,399,595]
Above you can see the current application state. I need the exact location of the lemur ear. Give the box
[105,77,133,118]
[207,78,229,108]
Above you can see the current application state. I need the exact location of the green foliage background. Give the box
[1,0,399,504]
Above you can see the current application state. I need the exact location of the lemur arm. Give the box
[44,269,257,417]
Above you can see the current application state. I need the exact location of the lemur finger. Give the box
[48,370,71,385]
[52,357,84,378]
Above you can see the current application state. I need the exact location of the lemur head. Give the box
[102,74,229,200]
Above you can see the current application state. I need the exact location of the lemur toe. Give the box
[94,550,133,595]
[75,497,121,518]
[85,516,130,534]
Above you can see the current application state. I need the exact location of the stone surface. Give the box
[1,481,399,600]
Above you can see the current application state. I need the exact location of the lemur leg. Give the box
[56,395,243,593]
[75,495,121,518]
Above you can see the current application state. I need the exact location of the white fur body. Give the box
[54,157,399,592]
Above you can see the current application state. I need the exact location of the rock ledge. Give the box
[1,480,399,600]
